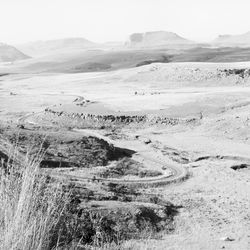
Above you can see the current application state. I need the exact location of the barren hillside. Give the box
[16,37,97,57]
[213,31,250,47]
[0,43,29,62]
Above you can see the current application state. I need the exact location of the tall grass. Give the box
[0,149,68,250]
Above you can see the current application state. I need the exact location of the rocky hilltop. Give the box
[127,31,195,48]
[16,37,97,57]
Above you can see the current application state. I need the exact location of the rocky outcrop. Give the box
[44,108,181,125]
[222,68,250,78]
[2,129,119,169]
[126,65,250,85]
[45,108,147,123]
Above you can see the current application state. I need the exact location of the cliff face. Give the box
[128,31,195,48]
[0,43,30,62]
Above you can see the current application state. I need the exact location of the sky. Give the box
[1,0,250,45]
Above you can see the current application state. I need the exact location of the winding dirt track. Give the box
[50,153,188,188]
[66,128,189,187]
[0,108,189,187]
[0,126,189,188]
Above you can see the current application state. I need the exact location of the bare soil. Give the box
[0,61,249,249]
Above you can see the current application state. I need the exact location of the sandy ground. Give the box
[1,63,250,116]
[123,123,250,249]
[0,62,250,249]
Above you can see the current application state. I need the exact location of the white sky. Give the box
[1,0,250,44]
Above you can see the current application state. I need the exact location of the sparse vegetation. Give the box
[0,149,68,250]
[0,141,177,249]
[222,68,250,78]
[1,130,119,169]
[71,62,112,73]
[98,157,162,179]
[2,13,250,249]
[136,55,171,67]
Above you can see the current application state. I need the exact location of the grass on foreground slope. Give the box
[0,149,68,250]
[0,149,150,250]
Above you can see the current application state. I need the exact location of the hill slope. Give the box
[16,37,97,57]
[0,43,29,62]
[2,49,173,73]
[213,32,250,47]
[3,46,250,75]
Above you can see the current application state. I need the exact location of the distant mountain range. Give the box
[13,31,198,58]
[2,30,250,63]
[212,31,250,47]
[0,43,29,62]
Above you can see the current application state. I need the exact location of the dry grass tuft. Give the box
[0,148,68,250]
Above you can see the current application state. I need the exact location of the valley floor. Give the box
[0,62,249,249]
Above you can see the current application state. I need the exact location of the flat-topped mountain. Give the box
[16,37,97,57]
[127,31,195,48]
[213,31,250,47]
[0,43,29,62]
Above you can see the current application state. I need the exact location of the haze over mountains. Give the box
[2,30,250,65]
[15,30,250,58]
[16,37,96,57]
[212,31,250,47]
[127,31,195,48]
[0,43,29,62]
